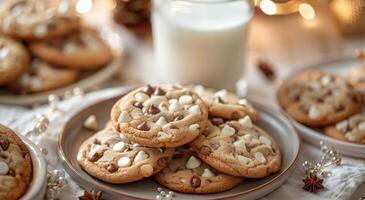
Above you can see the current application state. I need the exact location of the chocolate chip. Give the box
[173,153,183,159]
[227,122,240,132]
[231,111,240,120]
[211,117,224,126]
[191,176,201,188]
[93,139,101,145]
[210,142,220,150]
[88,152,101,162]
[333,104,345,112]
[174,115,184,121]
[157,157,169,167]
[200,145,212,156]
[0,138,10,151]
[106,163,118,173]
[148,105,160,114]
[137,121,149,131]
[214,96,225,104]
[169,125,178,129]
[143,84,154,96]
[133,102,143,109]
[154,87,166,96]
[7,169,15,176]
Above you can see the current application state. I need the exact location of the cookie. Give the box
[324,113,365,144]
[0,124,33,200]
[11,59,79,94]
[0,36,29,86]
[29,27,113,70]
[191,117,281,178]
[278,70,363,127]
[191,85,259,122]
[111,85,209,148]
[154,148,243,194]
[0,0,80,40]
[78,128,174,184]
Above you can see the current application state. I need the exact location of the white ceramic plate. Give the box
[0,27,125,105]
[279,50,365,158]
[17,134,48,200]
[58,95,301,200]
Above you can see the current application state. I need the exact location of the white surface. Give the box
[152,0,252,89]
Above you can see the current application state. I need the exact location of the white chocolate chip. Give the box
[77,150,85,161]
[0,161,9,175]
[243,134,253,142]
[113,142,126,152]
[308,105,321,119]
[321,75,331,85]
[250,138,261,145]
[140,164,154,177]
[188,105,201,115]
[221,125,235,137]
[63,43,77,54]
[345,131,365,142]
[259,136,272,147]
[202,168,215,178]
[237,155,251,165]
[233,139,247,152]
[156,117,167,126]
[239,116,253,129]
[134,151,149,163]
[29,77,43,90]
[214,89,228,99]
[0,47,9,60]
[83,115,98,131]
[33,24,48,38]
[189,124,199,132]
[186,156,201,169]
[117,157,131,168]
[158,102,169,111]
[310,83,321,91]
[168,99,182,112]
[358,121,365,132]
[254,152,267,164]
[157,132,170,141]
[179,95,193,105]
[336,120,348,133]
[118,111,132,123]
[135,92,149,102]
[238,99,248,106]
[194,85,205,96]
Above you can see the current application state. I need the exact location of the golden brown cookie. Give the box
[0,36,29,86]
[0,124,32,200]
[77,128,174,184]
[111,85,209,148]
[154,148,243,194]
[324,113,365,144]
[278,70,363,127]
[29,27,113,70]
[191,85,259,122]
[11,59,79,94]
[0,0,80,40]
[191,117,281,178]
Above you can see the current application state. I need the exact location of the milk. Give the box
[152,0,253,89]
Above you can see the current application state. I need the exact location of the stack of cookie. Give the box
[78,84,282,194]
[0,0,113,94]
[278,69,365,144]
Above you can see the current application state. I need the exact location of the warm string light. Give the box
[256,0,316,20]
[76,0,93,14]
[299,3,315,20]
[260,0,277,15]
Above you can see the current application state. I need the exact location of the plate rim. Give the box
[57,95,301,200]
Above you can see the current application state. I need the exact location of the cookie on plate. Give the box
[29,27,113,70]
[324,113,365,144]
[191,116,281,178]
[278,70,363,127]
[11,59,79,94]
[191,85,259,122]
[0,124,33,200]
[111,85,209,148]
[0,36,29,86]
[154,148,243,194]
[77,128,174,184]
[0,0,79,40]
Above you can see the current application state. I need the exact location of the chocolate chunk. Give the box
[143,84,154,96]
[93,139,101,145]
[88,152,101,162]
[148,105,160,114]
[333,104,345,112]
[173,153,184,159]
[231,111,240,120]
[137,121,149,131]
[169,125,178,129]
[214,96,225,104]
[133,102,143,109]
[157,157,169,167]
[200,145,212,156]
[154,87,166,96]
[174,115,184,121]
[211,117,224,126]
[106,163,118,173]
[191,176,201,188]
[7,169,15,176]
[0,138,10,151]
[210,142,220,150]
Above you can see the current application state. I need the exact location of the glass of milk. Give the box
[152,0,253,89]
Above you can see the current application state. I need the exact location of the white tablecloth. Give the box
[1,87,364,200]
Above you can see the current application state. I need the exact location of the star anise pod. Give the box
[78,190,104,200]
[302,173,324,193]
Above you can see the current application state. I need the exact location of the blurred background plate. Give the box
[58,95,300,200]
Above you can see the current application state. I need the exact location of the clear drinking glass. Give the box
[152,0,253,89]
